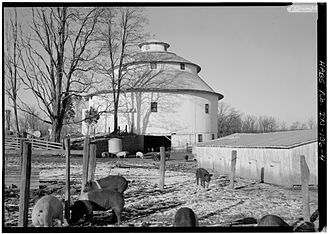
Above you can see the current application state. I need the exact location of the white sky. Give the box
[144,6,318,125]
[3,4,319,126]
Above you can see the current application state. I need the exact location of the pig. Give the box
[196,168,212,188]
[173,207,198,227]
[258,215,290,226]
[83,175,129,194]
[136,151,144,159]
[70,189,124,225]
[31,195,64,227]
[116,151,129,158]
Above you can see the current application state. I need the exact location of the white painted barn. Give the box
[82,39,223,150]
[195,130,318,186]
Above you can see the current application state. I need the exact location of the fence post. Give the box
[81,136,90,195]
[300,155,310,221]
[159,147,166,190]
[260,167,265,183]
[229,150,237,189]
[88,143,97,182]
[18,142,32,227]
[64,139,70,223]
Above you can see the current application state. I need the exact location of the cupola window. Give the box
[150,62,157,70]
[180,63,185,70]
[151,102,158,112]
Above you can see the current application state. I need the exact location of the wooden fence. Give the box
[5,136,63,151]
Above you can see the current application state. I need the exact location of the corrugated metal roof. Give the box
[198,130,317,149]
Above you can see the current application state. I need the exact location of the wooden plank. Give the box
[159,147,165,190]
[229,150,237,189]
[64,138,70,223]
[300,155,310,221]
[81,136,90,195]
[18,142,32,227]
[88,144,97,182]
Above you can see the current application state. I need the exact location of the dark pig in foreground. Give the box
[70,189,124,225]
[173,207,198,227]
[196,168,212,188]
[32,195,64,227]
[258,215,290,226]
[83,175,129,194]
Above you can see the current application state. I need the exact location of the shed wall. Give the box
[290,142,318,185]
[196,143,317,186]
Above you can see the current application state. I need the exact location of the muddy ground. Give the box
[3,152,318,228]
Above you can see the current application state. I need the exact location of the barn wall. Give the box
[290,142,318,185]
[196,143,317,186]
[85,91,218,150]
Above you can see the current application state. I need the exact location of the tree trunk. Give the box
[13,99,20,136]
[113,109,118,134]
[51,118,63,142]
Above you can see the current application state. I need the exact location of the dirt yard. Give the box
[4,152,318,228]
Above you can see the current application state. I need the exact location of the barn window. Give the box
[180,63,185,70]
[150,62,157,70]
[198,134,203,142]
[151,102,158,112]
[205,104,209,114]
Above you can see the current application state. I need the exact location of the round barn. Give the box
[82,39,223,151]
[195,129,318,186]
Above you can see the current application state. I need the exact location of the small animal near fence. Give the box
[9,135,168,227]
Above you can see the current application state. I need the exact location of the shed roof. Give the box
[198,130,317,149]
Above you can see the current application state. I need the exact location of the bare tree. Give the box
[217,102,242,137]
[95,7,148,134]
[258,116,278,132]
[4,8,21,135]
[307,117,317,130]
[242,114,257,133]
[290,121,302,130]
[279,121,287,131]
[18,7,102,142]
[18,106,50,136]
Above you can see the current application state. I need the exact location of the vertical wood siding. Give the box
[196,142,317,186]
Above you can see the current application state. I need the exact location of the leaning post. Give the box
[18,142,32,227]
[64,138,71,223]
[81,135,90,195]
[229,150,237,189]
[159,147,166,190]
[87,143,97,182]
[300,155,311,221]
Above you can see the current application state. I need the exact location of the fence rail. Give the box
[4,137,63,151]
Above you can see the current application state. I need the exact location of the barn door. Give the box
[265,161,281,185]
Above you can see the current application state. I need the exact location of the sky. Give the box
[4,5,318,126]
[143,6,318,125]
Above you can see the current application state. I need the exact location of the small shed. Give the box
[196,130,317,186]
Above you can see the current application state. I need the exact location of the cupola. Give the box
[138,39,170,52]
